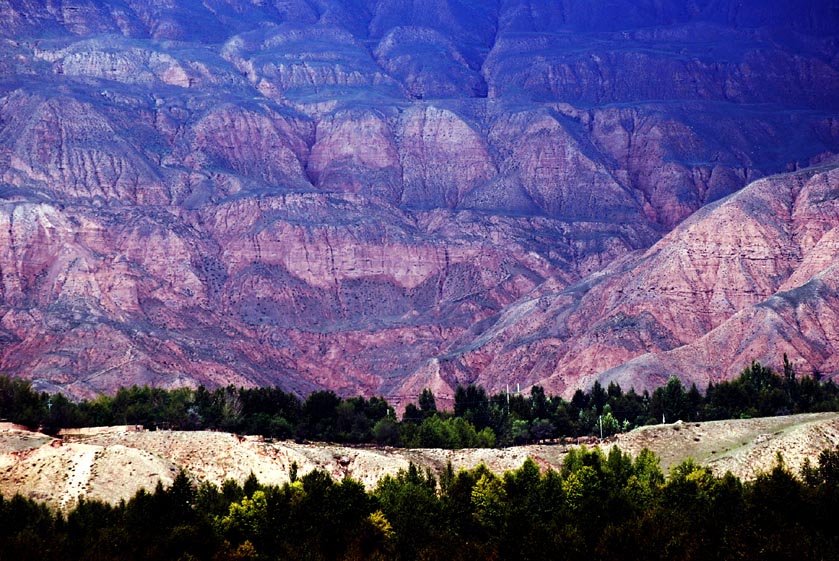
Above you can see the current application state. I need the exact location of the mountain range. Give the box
[1,0,839,405]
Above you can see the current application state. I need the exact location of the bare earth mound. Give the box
[1,413,838,511]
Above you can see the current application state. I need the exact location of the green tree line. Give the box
[2,445,839,560]
[1,356,838,447]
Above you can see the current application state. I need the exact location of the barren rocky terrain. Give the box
[2,412,838,511]
[1,0,839,403]
[448,164,839,396]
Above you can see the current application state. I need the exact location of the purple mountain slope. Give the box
[0,0,838,403]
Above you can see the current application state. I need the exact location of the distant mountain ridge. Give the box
[441,164,839,397]
[0,0,838,402]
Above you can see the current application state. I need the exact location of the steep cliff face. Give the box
[1,0,838,402]
[374,27,487,99]
[307,108,402,197]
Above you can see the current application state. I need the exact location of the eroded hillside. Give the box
[0,0,838,401]
[2,412,838,511]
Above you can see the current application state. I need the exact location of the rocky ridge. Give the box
[442,165,839,396]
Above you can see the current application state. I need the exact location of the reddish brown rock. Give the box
[1,0,839,405]
[307,108,402,198]
[1,92,169,203]
[477,108,643,222]
[443,166,839,397]
[189,103,313,189]
[398,105,497,209]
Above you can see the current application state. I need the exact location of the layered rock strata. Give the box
[0,0,838,402]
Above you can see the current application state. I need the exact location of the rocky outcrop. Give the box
[398,105,497,209]
[220,24,404,102]
[374,27,487,99]
[1,91,169,203]
[307,108,402,198]
[189,103,314,189]
[483,31,839,108]
[34,35,247,89]
[0,180,661,400]
[478,108,642,221]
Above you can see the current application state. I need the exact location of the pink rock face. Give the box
[583,105,756,228]
[35,36,246,89]
[482,109,643,222]
[398,105,497,208]
[1,92,168,204]
[190,104,313,189]
[220,25,403,101]
[307,109,403,198]
[1,0,839,403]
[446,167,839,397]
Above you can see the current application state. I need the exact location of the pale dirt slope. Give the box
[1,413,838,511]
[615,412,839,478]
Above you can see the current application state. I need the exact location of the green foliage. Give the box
[3,444,839,560]
[705,360,839,420]
[418,388,437,418]
[218,490,268,542]
[651,376,692,423]
[373,417,400,446]
[375,463,441,560]
[453,384,491,430]
[0,376,48,429]
[471,470,506,530]
[0,356,837,452]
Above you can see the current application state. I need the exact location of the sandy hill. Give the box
[1,412,838,511]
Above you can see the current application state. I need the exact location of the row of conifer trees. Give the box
[1,357,837,447]
[2,444,839,560]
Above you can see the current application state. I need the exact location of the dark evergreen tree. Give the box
[418,388,437,419]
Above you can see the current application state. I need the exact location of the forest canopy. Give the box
[1,444,838,560]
